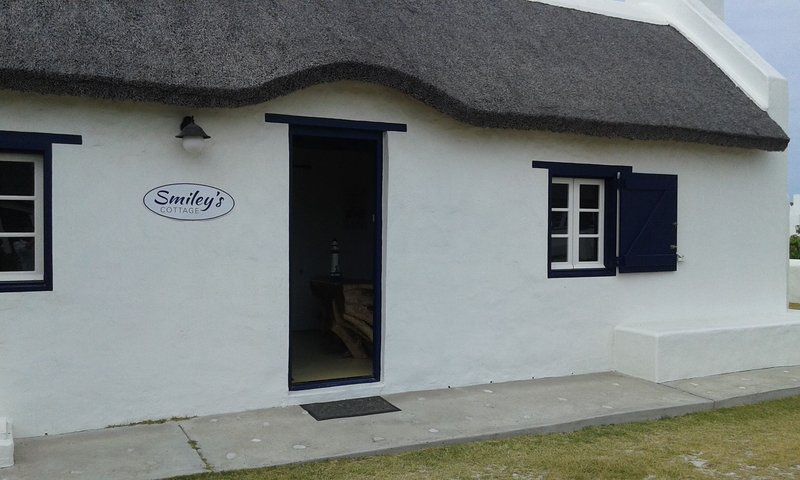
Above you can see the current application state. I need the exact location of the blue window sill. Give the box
[548,267,616,278]
[0,280,51,293]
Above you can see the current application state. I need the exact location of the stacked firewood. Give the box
[330,283,374,358]
[311,278,376,359]
[341,284,374,344]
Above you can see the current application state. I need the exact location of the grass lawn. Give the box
[175,396,800,480]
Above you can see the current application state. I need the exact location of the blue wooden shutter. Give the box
[618,172,678,273]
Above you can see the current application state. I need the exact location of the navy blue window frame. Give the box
[0,130,82,293]
[532,161,631,279]
[267,113,406,391]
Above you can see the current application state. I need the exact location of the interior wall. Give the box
[290,141,376,331]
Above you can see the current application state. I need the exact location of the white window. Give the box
[549,177,604,270]
[0,154,44,282]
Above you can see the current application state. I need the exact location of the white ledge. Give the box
[614,312,800,383]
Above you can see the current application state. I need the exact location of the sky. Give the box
[725,0,800,195]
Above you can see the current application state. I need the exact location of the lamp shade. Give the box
[176,116,210,153]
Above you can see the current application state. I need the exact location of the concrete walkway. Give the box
[2,366,800,480]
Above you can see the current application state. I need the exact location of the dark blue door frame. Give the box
[271,114,405,391]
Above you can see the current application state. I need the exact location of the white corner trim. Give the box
[629,0,789,130]
[0,417,13,469]
[530,0,667,25]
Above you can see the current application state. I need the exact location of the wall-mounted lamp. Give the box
[176,116,211,154]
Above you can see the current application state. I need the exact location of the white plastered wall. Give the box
[0,77,788,437]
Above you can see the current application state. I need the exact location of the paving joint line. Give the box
[656,381,717,404]
[178,423,214,473]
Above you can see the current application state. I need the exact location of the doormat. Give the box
[301,396,401,421]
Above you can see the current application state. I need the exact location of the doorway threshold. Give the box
[290,375,378,392]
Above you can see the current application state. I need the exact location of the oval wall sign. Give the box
[143,183,235,221]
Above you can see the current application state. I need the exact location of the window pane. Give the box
[579,212,598,234]
[550,183,568,209]
[578,238,599,262]
[579,184,599,209]
[0,162,34,196]
[549,211,569,234]
[550,237,568,263]
[0,201,35,233]
[0,237,35,272]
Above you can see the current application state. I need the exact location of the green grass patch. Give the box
[173,396,800,479]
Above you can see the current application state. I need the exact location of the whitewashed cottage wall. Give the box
[0,81,788,436]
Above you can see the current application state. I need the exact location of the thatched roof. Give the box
[0,0,788,150]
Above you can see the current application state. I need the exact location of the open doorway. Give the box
[289,129,382,390]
